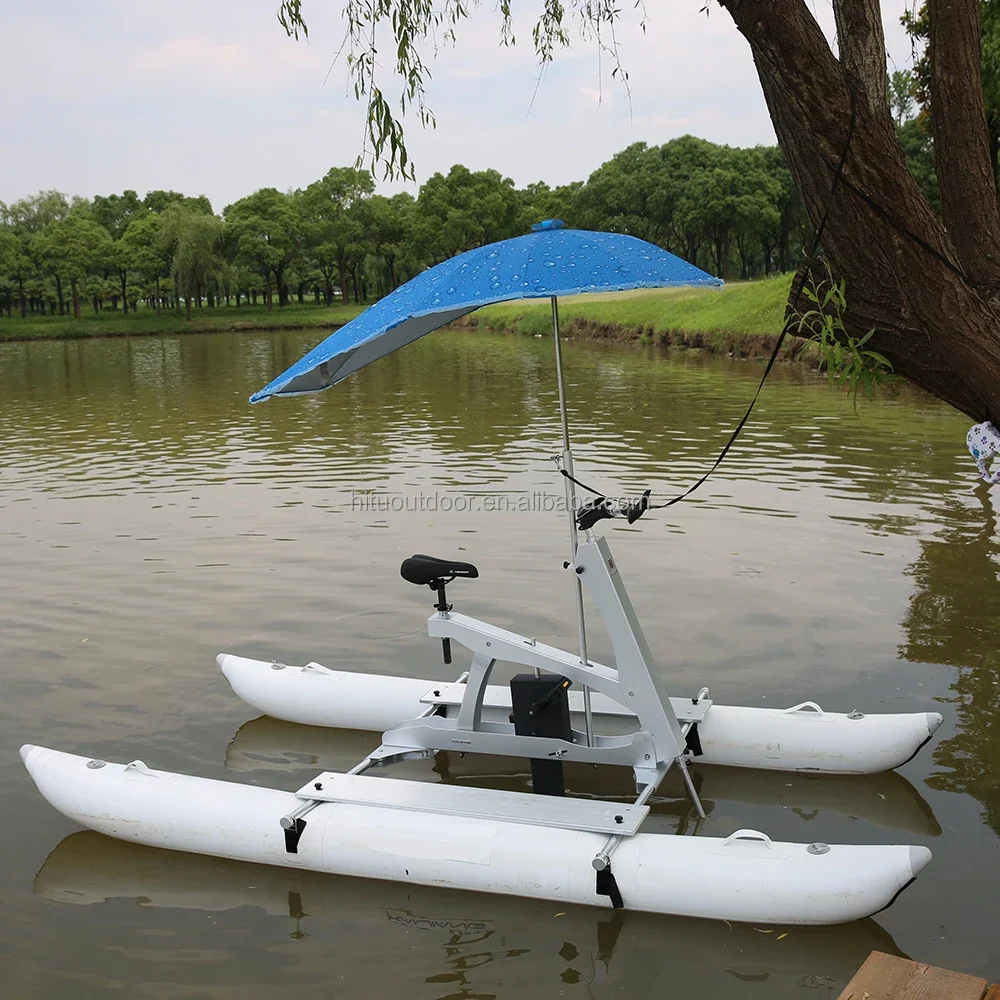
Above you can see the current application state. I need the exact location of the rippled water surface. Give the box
[2,328,998,998]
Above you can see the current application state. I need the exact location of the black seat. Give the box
[400,553,479,587]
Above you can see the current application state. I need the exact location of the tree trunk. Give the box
[120,270,128,314]
[69,277,80,320]
[155,277,161,316]
[185,285,192,321]
[719,0,1000,420]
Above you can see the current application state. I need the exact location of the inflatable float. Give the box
[21,744,930,925]
[218,653,942,775]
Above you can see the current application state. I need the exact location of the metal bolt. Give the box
[847,710,865,720]
[615,815,623,824]
[575,566,584,575]
[314,782,323,791]
[433,690,440,697]
[86,759,106,769]
[270,661,286,671]
[806,843,831,855]
[644,753,650,760]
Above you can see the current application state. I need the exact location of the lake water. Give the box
[1,328,997,998]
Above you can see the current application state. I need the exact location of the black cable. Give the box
[565,86,861,514]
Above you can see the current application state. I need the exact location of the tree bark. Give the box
[719,0,1000,421]
[155,277,161,316]
[70,277,80,320]
[120,270,128,314]
[928,0,1000,289]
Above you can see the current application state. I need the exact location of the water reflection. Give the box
[901,485,1000,834]
[36,831,906,999]
[0,330,971,507]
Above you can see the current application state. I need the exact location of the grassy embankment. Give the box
[0,301,365,342]
[460,273,802,359]
[1,274,800,358]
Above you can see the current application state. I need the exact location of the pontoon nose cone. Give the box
[908,845,932,877]
[217,653,235,676]
[19,744,40,770]
[925,713,944,735]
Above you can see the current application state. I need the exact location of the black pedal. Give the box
[510,673,572,796]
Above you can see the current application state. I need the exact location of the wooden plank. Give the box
[982,986,1000,1000]
[838,951,989,1000]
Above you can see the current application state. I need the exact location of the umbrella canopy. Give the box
[250,222,722,403]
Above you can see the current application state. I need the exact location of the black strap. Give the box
[563,86,860,514]
[284,817,307,854]
[596,865,625,909]
[684,722,704,757]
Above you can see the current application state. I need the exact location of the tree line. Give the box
[0,117,925,322]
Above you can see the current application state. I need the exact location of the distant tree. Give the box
[93,191,146,313]
[298,167,375,303]
[518,181,582,231]
[363,192,413,295]
[34,214,115,319]
[414,165,522,262]
[224,189,303,309]
[0,229,19,317]
[896,118,941,212]
[888,69,916,127]
[143,190,213,215]
[121,213,170,315]
[159,205,224,320]
[5,190,71,233]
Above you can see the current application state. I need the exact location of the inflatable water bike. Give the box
[20,224,942,925]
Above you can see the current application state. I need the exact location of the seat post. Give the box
[432,579,452,664]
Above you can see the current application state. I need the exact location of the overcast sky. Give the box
[1,1,918,211]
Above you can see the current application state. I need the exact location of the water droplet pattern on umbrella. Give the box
[251,228,721,402]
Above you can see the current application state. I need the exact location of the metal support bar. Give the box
[279,694,451,842]
[279,754,377,832]
[552,294,595,748]
[676,753,706,820]
[591,723,707,871]
[593,760,673,872]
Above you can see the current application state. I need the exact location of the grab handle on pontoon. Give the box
[721,829,774,848]
[782,701,825,715]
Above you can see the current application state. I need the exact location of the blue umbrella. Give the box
[251,221,721,746]
[250,221,721,402]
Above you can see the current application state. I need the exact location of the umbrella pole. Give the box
[551,295,595,747]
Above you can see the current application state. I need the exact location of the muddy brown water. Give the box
[1,328,997,998]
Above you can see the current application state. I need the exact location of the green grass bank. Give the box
[0,275,800,359]
[0,302,365,342]
[458,273,801,358]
